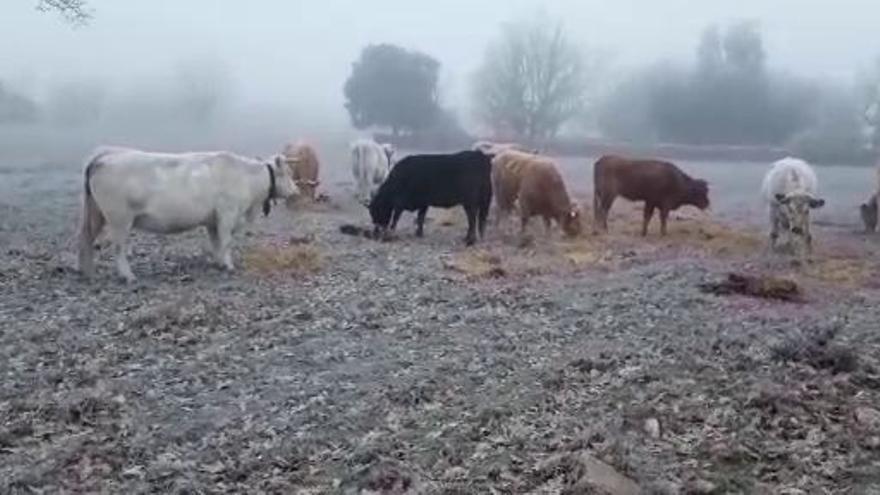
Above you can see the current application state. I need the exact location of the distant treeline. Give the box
[351,20,880,166]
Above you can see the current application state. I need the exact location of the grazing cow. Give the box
[761,157,825,260]
[369,150,492,245]
[492,150,581,239]
[282,141,320,203]
[351,139,395,206]
[860,159,880,233]
[77,147,299,282]
[516,158,582,241]
[473,140,537,157]
[593,155,710,236]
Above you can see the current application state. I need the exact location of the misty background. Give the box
[3,0,880,166]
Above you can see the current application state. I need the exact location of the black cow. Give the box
[369,150,493,245]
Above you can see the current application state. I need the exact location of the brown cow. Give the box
[282,141,320,204]
[593,155,709,236]
[493,150,581,240]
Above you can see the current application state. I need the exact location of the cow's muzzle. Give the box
[791,227,804,235]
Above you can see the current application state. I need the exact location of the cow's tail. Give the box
[77,151,109,276]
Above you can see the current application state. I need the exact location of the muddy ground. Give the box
[1,155,880,494]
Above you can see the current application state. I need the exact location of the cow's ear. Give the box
[775,193,789,204]
[809,198,825,209]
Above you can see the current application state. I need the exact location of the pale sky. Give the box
[3,0,879,126]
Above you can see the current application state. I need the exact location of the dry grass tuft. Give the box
[798,258,876,287]
[443,250,507,278]
[242,244,322,276]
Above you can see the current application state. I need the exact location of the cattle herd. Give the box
[75,138,880,281]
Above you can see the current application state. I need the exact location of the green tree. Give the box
[472,15,592,140]
[343,44,440,136]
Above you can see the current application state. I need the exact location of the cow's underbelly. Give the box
[400,196,462,210]
[131,200,215,234]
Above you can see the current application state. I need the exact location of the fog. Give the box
[3,0,880,164]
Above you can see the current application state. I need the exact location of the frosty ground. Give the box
[1,155,880,494]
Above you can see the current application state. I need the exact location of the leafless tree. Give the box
[472,15,594,140]
[37,0,92,25]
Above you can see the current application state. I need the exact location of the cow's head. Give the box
[295,179,320,201]
[368,186,393,234]
[561,206,583,238]
[688,179,711,210]
[270,155,300,199]
[775,192,824,236]
[860,195,878,233]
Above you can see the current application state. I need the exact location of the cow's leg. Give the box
[105,218,135,283]
[641,204,655,237]
[519,209,532,245]
[215,213,237,272]
[77,195,105,278]
[478,202,490,240]
[768,204,780,252]
[415,207,428,237]
[463,205,478,246]
[804,221,814,260]
[596,193,615,233]
[390,208,404,232]
[206,223,223,266]
[659,208,670,236]
[543,216,553,237]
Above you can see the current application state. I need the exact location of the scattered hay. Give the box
[242,244,322,275]
[801,258,875,287]
[443,250,507,278]
[699,273,802,302]
[560,239,612,268]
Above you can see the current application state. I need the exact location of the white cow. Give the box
[351,139,395,206]
[77,146,299,282]
[761,157,825,260]
[472,140,537,157]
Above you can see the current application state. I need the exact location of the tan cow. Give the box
[492,150,581,241]
[282,141,320,204]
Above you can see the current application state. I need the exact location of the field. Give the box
[2,153,880,494]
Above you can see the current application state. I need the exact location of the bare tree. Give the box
[37,0,92,25]
[472,15,593,140]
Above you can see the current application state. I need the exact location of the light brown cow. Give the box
[492,150,581,241]
[491,149,534,227]
[282,141,320,204]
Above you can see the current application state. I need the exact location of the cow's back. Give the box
[595,155,686,203]
[384,151,491,208]
[762,157,819,199]
[285,143,319,181]
[89,150,256,228]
